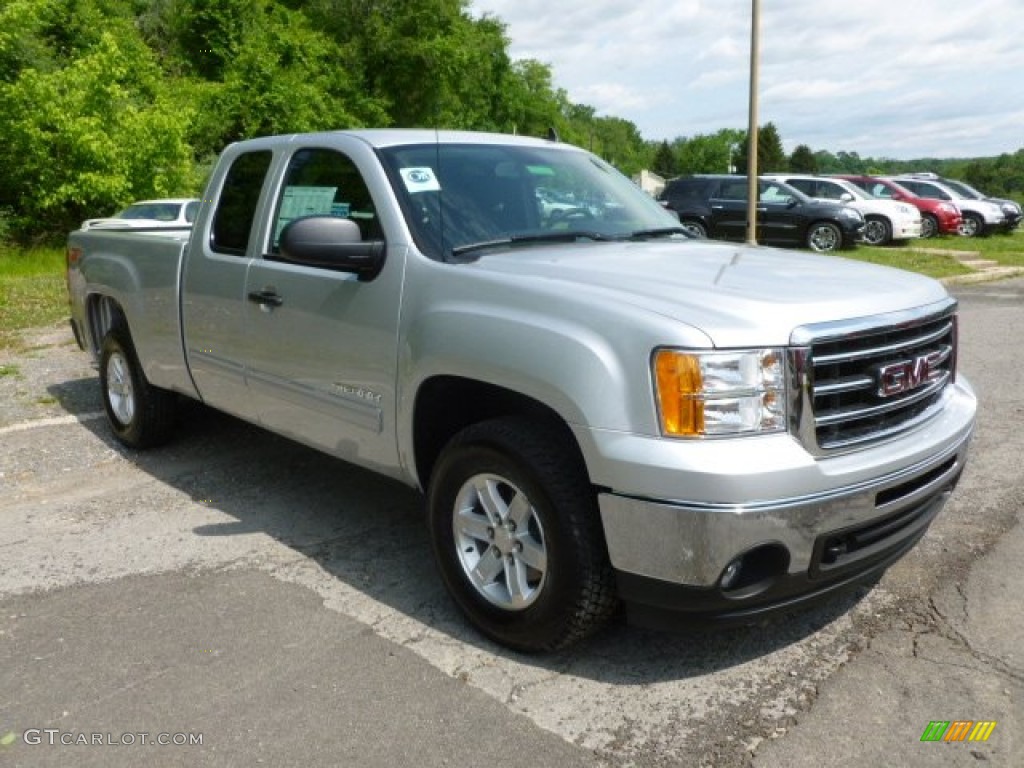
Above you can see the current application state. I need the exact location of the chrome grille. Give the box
[792,301,958,452]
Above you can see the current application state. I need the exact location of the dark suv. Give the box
[658,175,865,252]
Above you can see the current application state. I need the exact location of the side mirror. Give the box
[278,216,385,281]
[840,192,854,202]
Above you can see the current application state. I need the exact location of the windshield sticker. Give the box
[400,167,441,194]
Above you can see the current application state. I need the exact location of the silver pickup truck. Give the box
[66,130,977,651]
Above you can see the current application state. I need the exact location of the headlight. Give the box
[938,203,958,214]
[654,349,787,437]
[1002,202,1021,215]
[839,208,862,221]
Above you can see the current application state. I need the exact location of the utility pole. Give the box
[745,0,761,245]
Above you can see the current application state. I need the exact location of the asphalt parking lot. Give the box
[1,278,1021,767]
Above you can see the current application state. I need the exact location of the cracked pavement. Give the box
[1,278,1021,766]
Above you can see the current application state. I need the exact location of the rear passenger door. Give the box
[708,179,750,240]
[182,148,273,423]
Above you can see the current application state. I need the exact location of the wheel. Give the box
[99,326,177,448]
[920,213,938,239]
[806,221,842,252]
[679,219,708,238]
[427,417,617,652]
[958,212,984,237]
[862,216,891,246]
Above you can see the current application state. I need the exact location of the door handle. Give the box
[247,290,283,307]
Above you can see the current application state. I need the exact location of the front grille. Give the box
[796,302,957,451]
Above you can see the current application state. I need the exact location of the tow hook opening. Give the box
[719,543,790,599]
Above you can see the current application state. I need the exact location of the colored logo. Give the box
[920,720,997,742]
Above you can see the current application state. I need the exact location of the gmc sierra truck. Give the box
[66,130,977,652]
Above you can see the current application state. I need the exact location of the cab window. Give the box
[211,150,273,255]
[270,148,382,253]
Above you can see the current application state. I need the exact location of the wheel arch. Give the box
[85,293,130,358]
[412,376,590,493]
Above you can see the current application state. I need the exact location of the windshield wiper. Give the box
[450,231,616,258]
[627,226,691,240]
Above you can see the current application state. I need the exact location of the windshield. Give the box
[117,202,183,221]
[940,179,983,199]
[378,142,681,260]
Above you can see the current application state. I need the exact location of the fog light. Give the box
[720,559,743,590]
[718,544,791,597]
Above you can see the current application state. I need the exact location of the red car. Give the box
[834,175,961,238]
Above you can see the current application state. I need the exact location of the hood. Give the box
[466,239,950,347]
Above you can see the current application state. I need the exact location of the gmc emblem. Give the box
[876,352,942,398]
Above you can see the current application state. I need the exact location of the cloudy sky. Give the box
[470,0,1024,160]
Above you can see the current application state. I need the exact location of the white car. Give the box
[762,174,921,246]
[890,177,1004,237]
[81,198,201,230]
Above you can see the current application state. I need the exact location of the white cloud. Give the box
[471,0,1024,158]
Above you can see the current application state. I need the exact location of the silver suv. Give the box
[893,176,1005,237]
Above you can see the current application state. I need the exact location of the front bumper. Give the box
[590,377,975,623]
[892,216,922,240]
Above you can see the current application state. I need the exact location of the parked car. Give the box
[835,176,961,239]
[762,174,921,246]
[901,173,1021,232]
[889,177,1004,237]
[81,198,201,230]
[658,175,865,252]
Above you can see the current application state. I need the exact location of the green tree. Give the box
[0,28,196,237]
[789,144,818,173]
[651,141,677,178]
[733,122,787,174]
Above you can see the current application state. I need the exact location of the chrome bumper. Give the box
[598,422,972,592]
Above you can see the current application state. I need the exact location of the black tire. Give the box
[99,326,177,448]
[958,212,985,238]
[920,213,939,239]
[427,417,617,652]
[806,221,842,252]
[680,219,708,238]
[862,216,891,246]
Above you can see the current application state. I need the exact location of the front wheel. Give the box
[806,221,842,252]
[427,417,617,652]
[99,327,177,448]
[958,212,984,237]
[920,213,939,239]
[679,219,708,238]
[862,216,891,246]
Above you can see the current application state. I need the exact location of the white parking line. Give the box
[0,411,106,435]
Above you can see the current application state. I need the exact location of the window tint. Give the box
[813,180,847,200]
[759,182,793,203]
[717,180,748,200]
[787,179,815,196]
[270,148,382,251]
[211,151,272,255]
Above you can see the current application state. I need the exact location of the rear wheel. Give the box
[427,417,617,652]
[99,327,177,448]
[862,216,891,246]
[806,221,842,252]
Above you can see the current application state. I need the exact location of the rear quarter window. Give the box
[211,150,273,255]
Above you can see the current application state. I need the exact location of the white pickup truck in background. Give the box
[66,130,976,651]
